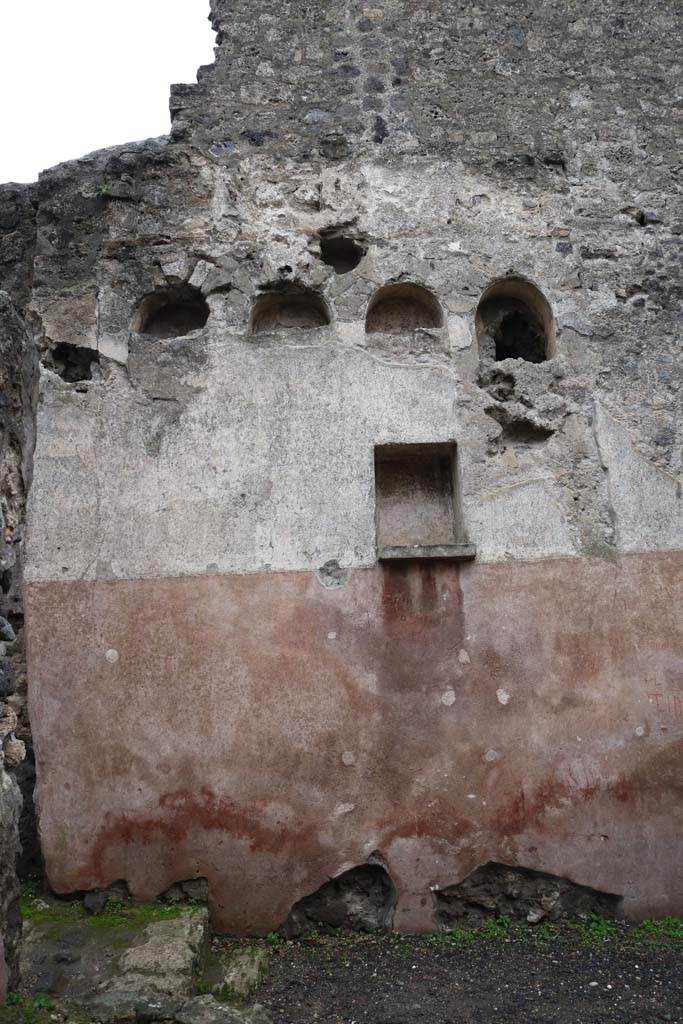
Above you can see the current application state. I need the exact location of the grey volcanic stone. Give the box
[206,947,269,1001]
[174,996,272,1024]
[114,910,209,997]
[0,766,21,992]
[0,620,15,644]
[0,659,15,698]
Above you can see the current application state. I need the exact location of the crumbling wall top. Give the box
[170,0,679,188]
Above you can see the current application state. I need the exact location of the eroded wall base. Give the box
[25,552,683,933]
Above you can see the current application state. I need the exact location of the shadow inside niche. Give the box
[251,287,330,333]
[366,283,442,334]
[433,862,623,928]
[279,862,397,938]
[494,310,546,362]
[133,284,209,339]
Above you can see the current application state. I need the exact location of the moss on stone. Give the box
[20,888,197,929]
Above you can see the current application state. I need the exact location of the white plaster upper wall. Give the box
[25,339,445,582]
[463,478,575,563]
[594,404,682,553]
[22,153,681,584]
[25,325,681,585]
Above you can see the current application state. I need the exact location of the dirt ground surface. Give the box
[255,924,683,1024]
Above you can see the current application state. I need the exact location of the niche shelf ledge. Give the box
[378,543,477,562]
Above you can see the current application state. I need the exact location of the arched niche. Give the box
[475,277,555,363]
[251,288,330,334]
[132,284,209,339]
[365,283,443,334]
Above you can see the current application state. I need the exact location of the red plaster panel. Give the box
[25,553,683,933]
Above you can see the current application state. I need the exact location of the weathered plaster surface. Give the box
[26,553,682,932]
[22,153,682,580]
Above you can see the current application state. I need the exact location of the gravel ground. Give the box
[254,924,682,1024]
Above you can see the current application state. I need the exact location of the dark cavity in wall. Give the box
[485,404,554,444]
[318,231,366,274]
[279,862,397,938]
[49,343,100,383]
[133,284,209,339]
[78,877,209,915]
[476,277,554,364]
[494,311,546,362]
[433,862,623,927]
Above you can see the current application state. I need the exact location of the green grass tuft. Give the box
[633,916,683,945]
[569,913,619,946]
[479,915,511,940]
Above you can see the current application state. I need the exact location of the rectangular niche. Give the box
[374,443,476,562]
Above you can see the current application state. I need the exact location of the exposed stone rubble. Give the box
[0,285,36,995]
[281,864,397,938]
[433,863,623,928]
[0,766,21,1000]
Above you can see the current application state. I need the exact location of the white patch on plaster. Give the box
[496,688,511,706]
[441,690,456,706]
[327,631,337,640]
[634,726,645,737]
[333,803,355,817]
[341,751,356,766]
[359,671,379,693]
[105,649,119,664]
[484,749,500,763]
[467,794,477,800]
[458,649,471,665]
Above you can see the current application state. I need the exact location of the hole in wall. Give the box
[366,283,443,334]
[279,862,397,938]
[80,880,132,915]
[319,232,366,274]
[251,287,330,333]
[49,343,100,383]
[486,408,554,444]
[133,285,209,339]
[432,862,623,928]
[476,277,554,363]
[159,877,209,904]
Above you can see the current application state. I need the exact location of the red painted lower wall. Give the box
[25,553,683,933]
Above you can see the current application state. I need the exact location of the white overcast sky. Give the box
[0,1,217,184]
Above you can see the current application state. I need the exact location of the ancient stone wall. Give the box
[0,208,37,988]
[0,0,680,952]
